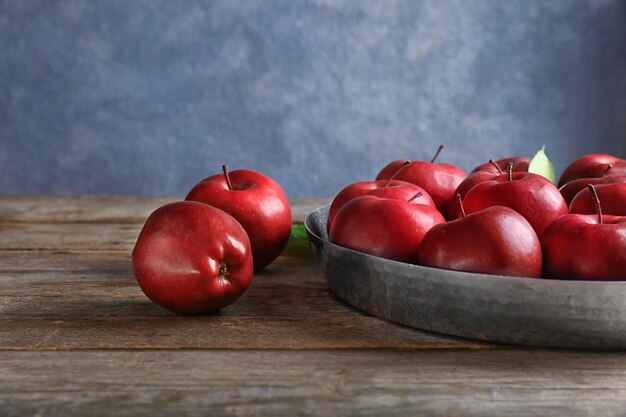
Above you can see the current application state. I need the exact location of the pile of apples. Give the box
[132,166,292,314]
[328,146,626,280]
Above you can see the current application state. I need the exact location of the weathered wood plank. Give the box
[0,196,177,223]
[2,349,626,416]
[0,315,484,351]
[0,251,320,298]
[0,222,141,251]
[0,251,483,350]
[0,196,327,224]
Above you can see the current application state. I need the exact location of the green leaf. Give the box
[528,145,557,185]
[290,224,308,240]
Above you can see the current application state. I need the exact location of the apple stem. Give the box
[222,165,234,191]
[488,159,503,175]
[384,160,412,187]
[506,162,513,182]
[430,144,444,163]
[602,163,613,177]
[588,184,603,225]
[456,194,466,219]
[407,192,423,203]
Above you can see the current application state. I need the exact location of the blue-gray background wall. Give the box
[1,0,625,197]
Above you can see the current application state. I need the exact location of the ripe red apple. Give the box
[327,160,436,231]
[417,196,542,278]
[462,167,568,236]
[558,153,625,187]
[186,166,292,271]
[471,156,531,174]
[542,185,626,280]
[376,145,467,212]
[446,160,504,220]
[559,164,626,205]
[570,183,626,216]
[329,194,445,263]
[132,201,254,314]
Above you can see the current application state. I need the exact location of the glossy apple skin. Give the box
[186,169,292,271]
[558,154,624,187]
[326,179,436,231]
[132,202,254,314]
[417,206,542,278]
[471,157,531,174]
[329,195,445,263]
[463,172,568,237]
[541,214,626,280]
[570,183,626,216]
[376,160,466,213]
[446,171,499,220]
[559,173,626,206]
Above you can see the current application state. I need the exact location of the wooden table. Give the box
[2,196,626,416]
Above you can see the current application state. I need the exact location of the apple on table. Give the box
[132,201,254,314]
[186,166,292,271]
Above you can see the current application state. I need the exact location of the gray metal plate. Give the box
[305,205,626,349]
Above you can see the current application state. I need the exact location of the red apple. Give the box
[376,145,467,213]
[327,160,436,231]
[558,153,625,187]
[186,166,292,271]
[542,185,626,280]
[462,167,568,236]
[559,164,626,205]
[417,196,542,278]
[570,183,626,216]
[132,201,254,314]
[471,156,531,174]
[446,160,504,220]
[329,194,445,263]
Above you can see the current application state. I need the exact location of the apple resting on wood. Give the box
[132,202,254,314]
[376,145,467,213]
[542,185,626,280]
[329,194,445,263]
[186,166,292,271]
[417,196,542,278]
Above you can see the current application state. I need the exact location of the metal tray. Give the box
[305,205,626,349]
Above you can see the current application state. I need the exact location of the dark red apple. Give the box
[559,164,626,205]
[186,166,292,271]
[376,145,467,212]
[471,157,531,174]
[462,167,568,236]
[327,160,436,231]
[542,185,626,280]
[570,183,626,216]
[417,196,542,278]
[329,194,445,263]
[446,160,504,220]
[558,153,625,187]
[132,201,254,314]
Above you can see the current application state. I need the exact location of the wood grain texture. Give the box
[0,196,327,224]
[2,349,626,417]
[0,251,483,350]
[2,196,625,416]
